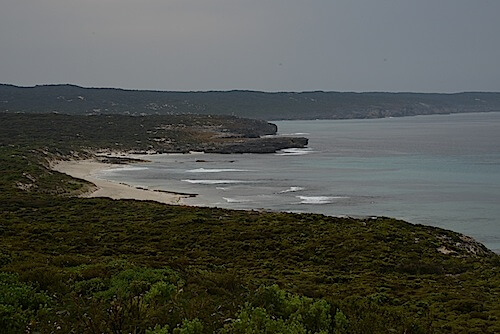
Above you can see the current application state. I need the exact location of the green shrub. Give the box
[73,277,107,296]
[334,309,348,334]
[224,285,332,333]
[223,305,308,334]
[144,281,177,304]
[146,324,170,334]
[173,318,204,334]
[0,272,51,333]
[93,267,182,301]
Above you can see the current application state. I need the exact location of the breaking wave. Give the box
[279,186,305,193]
[181,179,254,184]
[275,148,313,156]
[101,166,149,173]
[297,196,349,204]
[280,132,310,136]
[186,168,252,173]
[223,197,252,203]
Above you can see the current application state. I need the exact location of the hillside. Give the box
[0,113,307,154]
[2,84,500,120]
[0,113,499,333]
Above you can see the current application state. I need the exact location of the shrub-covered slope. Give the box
[1,187,499,333]
[2,83,500,120]
[0,113,306,154]
[0,113,499,333]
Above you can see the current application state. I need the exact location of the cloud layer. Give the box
[1,0,499,92]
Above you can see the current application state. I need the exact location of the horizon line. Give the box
[1,82,500,95]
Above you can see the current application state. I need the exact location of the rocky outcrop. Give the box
[1,113,309,155]
[436,233,493,257]
[205,136,308,154]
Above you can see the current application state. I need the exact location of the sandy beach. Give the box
[52,158,189,204]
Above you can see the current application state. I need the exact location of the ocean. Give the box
[97,112,500,253]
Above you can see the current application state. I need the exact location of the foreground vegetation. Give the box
[1,113,499,333]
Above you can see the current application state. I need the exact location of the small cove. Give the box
[96,112,500,253]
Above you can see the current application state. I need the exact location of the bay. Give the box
[97,112,500,253]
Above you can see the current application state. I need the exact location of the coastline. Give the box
[49,156,498,255]
[52,158,191,205]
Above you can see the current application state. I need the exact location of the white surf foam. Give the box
[297,196,349,204]
[280,132,310,136]
[118,166,149,171]
[279,186,305,193]
[186,168,252,173]
[275,148,314,156]
[100,165,149,173]
[181,179,254,184]
[223,197,252,203]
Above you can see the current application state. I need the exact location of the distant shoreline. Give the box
[51,158,195,205]
[3,83,500,121]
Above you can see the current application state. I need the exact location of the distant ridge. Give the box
[1,83,500,120]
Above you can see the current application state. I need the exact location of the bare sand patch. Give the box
[52,159,189,205]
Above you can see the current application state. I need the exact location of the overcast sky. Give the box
[1,0,499,92]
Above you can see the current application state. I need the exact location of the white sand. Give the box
[52,159,188,204]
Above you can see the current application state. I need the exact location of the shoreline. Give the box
[51,155,499,255]
[52,158,193,205]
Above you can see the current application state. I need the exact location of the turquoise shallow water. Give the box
[98,112,500,253]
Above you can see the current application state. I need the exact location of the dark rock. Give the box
[205,136,308,154]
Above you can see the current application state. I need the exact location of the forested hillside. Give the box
[2,84,500,120]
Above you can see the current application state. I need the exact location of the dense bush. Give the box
[223,285,332,333]
[1,114,499,333]
[0,272,51,332]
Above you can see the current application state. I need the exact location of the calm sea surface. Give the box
[97,112,500,253]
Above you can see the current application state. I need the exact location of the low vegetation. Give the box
[1,113,499,333]
[0,113,309,155]
[2,83,500,120]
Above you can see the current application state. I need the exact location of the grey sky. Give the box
[1,0,499,92]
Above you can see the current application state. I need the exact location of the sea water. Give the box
[96,112,500,253]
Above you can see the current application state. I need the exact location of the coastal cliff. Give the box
[0,113,307,154]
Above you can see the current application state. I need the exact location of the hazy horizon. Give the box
[3,82,500,95]
[1,1,500,93]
